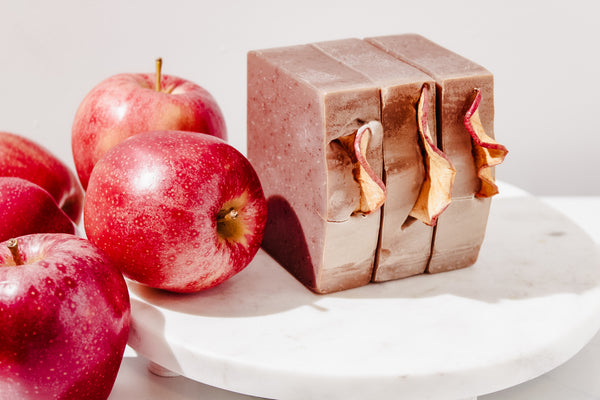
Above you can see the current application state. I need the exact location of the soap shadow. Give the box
[128,196,600,318]
[261,195,317,290]
[127,252,320,318]
[128,195,321,317]
[333,197,600,302]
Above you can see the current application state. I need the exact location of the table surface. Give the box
[108,193,600,400]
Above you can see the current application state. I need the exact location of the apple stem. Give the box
[7,239,24,266]
[217,208,239,223]
[155,58,163,92]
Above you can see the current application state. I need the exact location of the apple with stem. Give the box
[83,130,267,293]
[0,131,84,223]
[0,177,77,242]
[71,58,227,189]
[0,233,130,400]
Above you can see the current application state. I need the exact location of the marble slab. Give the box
[126,183,600,400]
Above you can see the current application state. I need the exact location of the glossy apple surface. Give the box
[0,131,84,223]
[84,130,267,293]
[71,70,227,189]
[0,233,130,400]
[0,177,76,242]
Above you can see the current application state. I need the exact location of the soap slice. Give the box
[408,85,456,227]
[247,44,384,293]
[464,88,509,198]
[367,34,498,273]
[313,38,437,281]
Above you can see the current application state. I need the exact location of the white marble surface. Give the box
[482,195,600,400]
[114,183,600,400]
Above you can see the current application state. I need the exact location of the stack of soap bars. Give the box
[247,34,508,294]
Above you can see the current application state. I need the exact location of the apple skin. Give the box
[0,131,84,223]
[71,72,227,189]
[0,233,131,400]
[83,130,267,293]
[0,177,76,243]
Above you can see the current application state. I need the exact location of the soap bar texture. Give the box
[367,34,497,273]
[247,44,383,293]
[313,38,437,282]
[248,35,505,293]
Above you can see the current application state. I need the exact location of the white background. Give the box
[1,0,598,195]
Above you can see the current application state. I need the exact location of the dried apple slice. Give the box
[409,86,456,226]
[335,121,386,215]
[354,122,386,213]
[464,89,508,198]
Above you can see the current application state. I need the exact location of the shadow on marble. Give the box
[127,196,600,318]
[542,329,600,396]
[109,355,263,400]
[330,197,600,303]
[126,253,320,317]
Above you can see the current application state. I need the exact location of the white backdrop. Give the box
[1,0,598,195]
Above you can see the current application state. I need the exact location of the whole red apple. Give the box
[71,59,227,189]
[0,131,84,223]
[0,233,130,400]
[84,130,267,293]
[0,177,76,242]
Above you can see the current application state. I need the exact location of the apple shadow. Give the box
[261,195,318,290]
[128,195,600,318]
[127,250,320,318]
[128,195,321,317]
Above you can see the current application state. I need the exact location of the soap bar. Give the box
[367,34,495,273]
[247,44,384,293]
[313,38,436,281]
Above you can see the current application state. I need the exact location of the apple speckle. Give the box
[72,72,227,189]
[84,130,267,293]
[1,234,130,399]
[0,131,84,224]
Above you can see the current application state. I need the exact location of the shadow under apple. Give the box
[127,196,600,319]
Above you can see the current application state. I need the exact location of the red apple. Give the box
[0,233,130,400]
[71,59,227,189]
[0,131,84,223]
[0,177,76,242]
[83,130,267,293]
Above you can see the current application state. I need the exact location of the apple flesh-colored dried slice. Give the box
[464,89,508,198]
[335,121,386,215]
[409,86,456,226]
[354,122,387,213]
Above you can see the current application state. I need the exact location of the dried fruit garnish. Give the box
[409,86,455,226]
[354,122,386,213]
[336,121,386,215]
[464,89,508,198]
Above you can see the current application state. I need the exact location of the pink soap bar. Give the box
[313,38,436,281]
[367,34,495,273]
[247,44,384,293]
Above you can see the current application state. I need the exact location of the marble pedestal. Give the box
[126,184,600,400]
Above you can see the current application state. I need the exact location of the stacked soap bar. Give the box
[247,34,507,294]
[366,34,498,274]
